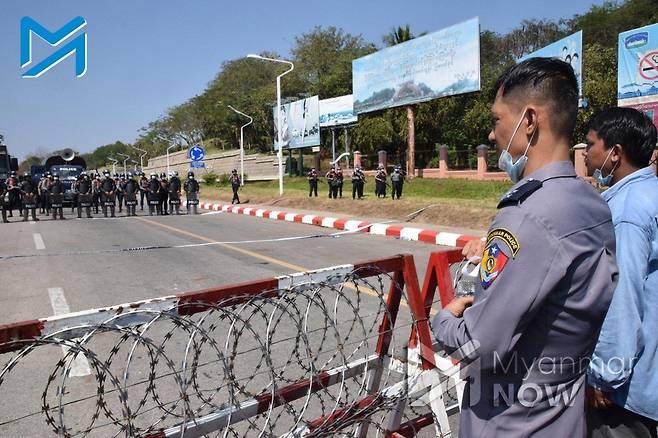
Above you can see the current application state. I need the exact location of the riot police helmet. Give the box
[187,171,194,179]
[53,173,60,180]
[150,172,157,179]
[127,172,133,178]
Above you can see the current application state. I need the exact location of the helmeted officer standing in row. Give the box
[307,167,318,197]
[326,166,338,199]
[184,171,199,215]
[433,58,618,438]
[390,165,405,200]
[100,171,116,218]
[20,173,39,222]
[147,172,161,216]
[139,172,148,210]
[158,172,169,215]
[168,171,182,215]
[351,166,365,199]
[115,173,125,214]
[229,169,241,204]
[123,172,139,217]
[374,165,387,198]
[49,174,65,220]
[0,178,8,223]
[6,171,20,217]
[76,173,93,219]
[335,166,344,198]
[38,172,51,215]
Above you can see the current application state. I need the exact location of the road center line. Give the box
[135,217,432,313]
[47,287,92,377]
[33,233,45,250]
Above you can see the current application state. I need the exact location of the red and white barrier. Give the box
[199,201,480,247]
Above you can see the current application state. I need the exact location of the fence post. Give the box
[477,144,489,179]
[378,150,387,169]
[573,143,587,178]
[353,151,361,168]
[439,145,449,178]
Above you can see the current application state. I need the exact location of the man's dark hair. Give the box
[586,107,657,168]
[493,57,579,141]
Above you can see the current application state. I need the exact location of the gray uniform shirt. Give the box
[433,161,618,438]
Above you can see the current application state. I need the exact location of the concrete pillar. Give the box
[477,144,489,179]
[378,150,387,169]
[573,143,587,177]
[439,144,449,178]
[353,151,362,168]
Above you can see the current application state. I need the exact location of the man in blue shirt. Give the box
[584,107,658,438]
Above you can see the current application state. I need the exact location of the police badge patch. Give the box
[479,228,520,289]
[480,242,509,289]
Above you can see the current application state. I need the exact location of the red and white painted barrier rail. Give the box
[199,200,481,247]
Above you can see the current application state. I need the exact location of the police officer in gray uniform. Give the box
[433,58,618,438]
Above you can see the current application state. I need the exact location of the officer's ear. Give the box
[524,106,539,138]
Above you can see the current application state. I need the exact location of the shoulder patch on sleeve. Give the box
[486,228,520,257]
[497,178,543,209]
[480,242,509,289]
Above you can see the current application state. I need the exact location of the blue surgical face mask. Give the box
[497,109,536,183]
[592,147,618,186]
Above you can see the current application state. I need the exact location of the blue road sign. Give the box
[189,145,205,161]
[190,161,205,169]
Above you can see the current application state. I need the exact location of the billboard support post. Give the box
[331,128,336,162]
[407,105,416,177]
[247,54,294,196]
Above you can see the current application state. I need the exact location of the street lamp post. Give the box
[157,135,178,176]
[117,153,130,176]
[246,54,294,196]
[131,145,148,171]
[227,105,253,186]
[108,157,118,175]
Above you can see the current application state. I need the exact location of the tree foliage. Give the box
[61,0,657,169]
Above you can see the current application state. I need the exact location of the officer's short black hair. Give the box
[493,57,579,141]
[586,107,657,168]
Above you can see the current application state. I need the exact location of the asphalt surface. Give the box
[0,206,460,436]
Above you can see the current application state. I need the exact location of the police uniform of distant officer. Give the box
[184,171,200,215]
[147,173,161,216]
[351,166,365,199]
[6,171,20,217]
[123,173,139,217]
[229,169,241,204]
[168,171,182,215]
[37,174,48,214]
[115,174,125,213]
[92,174,102,214]
[49,174,65,220]
[433,58,618,438]
[374,165,387,198]
[159,172,169,215]
[100,171,117,218]
[326,167,338,199]
[139,173,149,210]
[0,178,9,223]
[307,168,318,197]
[390,165,405,200]
[335,167,344,198]
[20,173,39,222]
[76,173,93,218]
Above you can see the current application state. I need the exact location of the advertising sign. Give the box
[319,95,358,127]
[273,96,320,149]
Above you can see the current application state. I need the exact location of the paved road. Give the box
[0,208,460,436]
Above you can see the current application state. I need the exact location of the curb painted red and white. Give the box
[198,201,481,247]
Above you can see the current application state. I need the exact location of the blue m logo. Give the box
[20,16,87,78]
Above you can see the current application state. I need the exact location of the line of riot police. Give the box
[0,170,201,223]
[306,164,405,200]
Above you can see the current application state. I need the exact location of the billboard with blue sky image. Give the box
[319,95,358,127]
[519,31,583,101]
[352,17,480,114]
[618,23,658,127]
[272,96,320,149]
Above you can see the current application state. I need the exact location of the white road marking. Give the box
[33,233,45,250]
[47,287,92,377]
